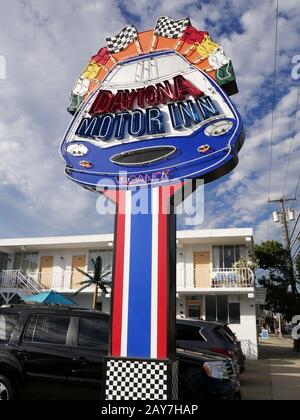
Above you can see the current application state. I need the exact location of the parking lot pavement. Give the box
[241,336,300,400]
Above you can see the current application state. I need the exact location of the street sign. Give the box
[61,19,244,190]
[61,16,244,400]
[260,329,269,340]
[256,288,267,305]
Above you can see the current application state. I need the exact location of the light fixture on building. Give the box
[177,240,183,249]
[272,211,279,223]
[59,256,64,262]
[288,208,295,221]
[108,242,113,247]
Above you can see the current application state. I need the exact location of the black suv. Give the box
[0,305,240,400]
[177,319,246,373]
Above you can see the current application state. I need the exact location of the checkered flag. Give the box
[154,16,191,39]
[106,25,138,54]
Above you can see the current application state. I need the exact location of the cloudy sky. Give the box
[0,0,299,246]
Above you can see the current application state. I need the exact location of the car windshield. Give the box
[106,52,190,87]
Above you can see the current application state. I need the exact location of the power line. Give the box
[295,175,300,202]
[290,212,300,241]
[291,228,300,248]
[283,85,300,195]
[269,196,297,295]
[292,242,300,260]
[267,0,279,202]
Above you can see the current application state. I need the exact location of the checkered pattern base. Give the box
[105,358,172,400]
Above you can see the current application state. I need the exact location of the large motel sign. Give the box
[61,16,244,400]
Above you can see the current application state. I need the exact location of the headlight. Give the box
[203,361,229,380]
[204,120,233,136]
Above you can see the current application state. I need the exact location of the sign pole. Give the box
[103,185,180,400]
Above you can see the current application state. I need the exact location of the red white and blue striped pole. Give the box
[104,184,181,400]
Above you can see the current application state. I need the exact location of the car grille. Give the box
[225,360,236,380]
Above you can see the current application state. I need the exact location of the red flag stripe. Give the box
[157,186,168,358]
[111,190,126,356]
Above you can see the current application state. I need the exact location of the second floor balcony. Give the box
[177,267,254,290]
[1,266,255,293]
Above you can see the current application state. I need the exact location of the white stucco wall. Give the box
[228,294,258,360]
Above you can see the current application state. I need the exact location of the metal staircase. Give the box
[0,270,43,304]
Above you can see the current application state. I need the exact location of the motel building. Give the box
[0,228,258,359]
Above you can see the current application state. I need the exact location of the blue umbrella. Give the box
[23,291,77,305]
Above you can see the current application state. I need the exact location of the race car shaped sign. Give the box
[61,18,244,190]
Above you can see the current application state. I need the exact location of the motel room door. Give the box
[39,256,54,289]
[194,251,211,288]
[71,256,86,289]
[186,300,203,319]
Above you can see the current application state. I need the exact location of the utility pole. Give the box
[269,196,297,295]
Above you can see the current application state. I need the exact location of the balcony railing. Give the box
[28,271,97,291]
[1,267,254,293]
[0,270,42,295]
[177,267,254,289]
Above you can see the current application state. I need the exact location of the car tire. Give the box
[0,375,14,400]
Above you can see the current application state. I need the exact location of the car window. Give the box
[78,317,109,348]
[222,325,236,341]
[176,324,206,341]
[0,313,19,343]
[215,326,234,344]
[23,314,71,345]
[23,314,38,342]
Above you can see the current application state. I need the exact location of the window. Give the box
[24,315,70,345]
[215,326,235,344]
[229,303,241,324]
[0,314,19,342]
[177,324,206,341]
[205,296,217,321]
[78,317,109,348]
[88,250,113,273]
[235,245,246,262]
[95,301,103,312]
[0,252,8,272]
[23,315,38,342]
[186,295,202,301]
[212,246,223,269]
[13,252,39,275]
[223,246,235,268]
[205,296,240,324]
[217,296,228,323]
[212,245,246,268]
[187,303,201,319]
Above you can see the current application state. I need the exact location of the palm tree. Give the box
[73,256,111,309]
